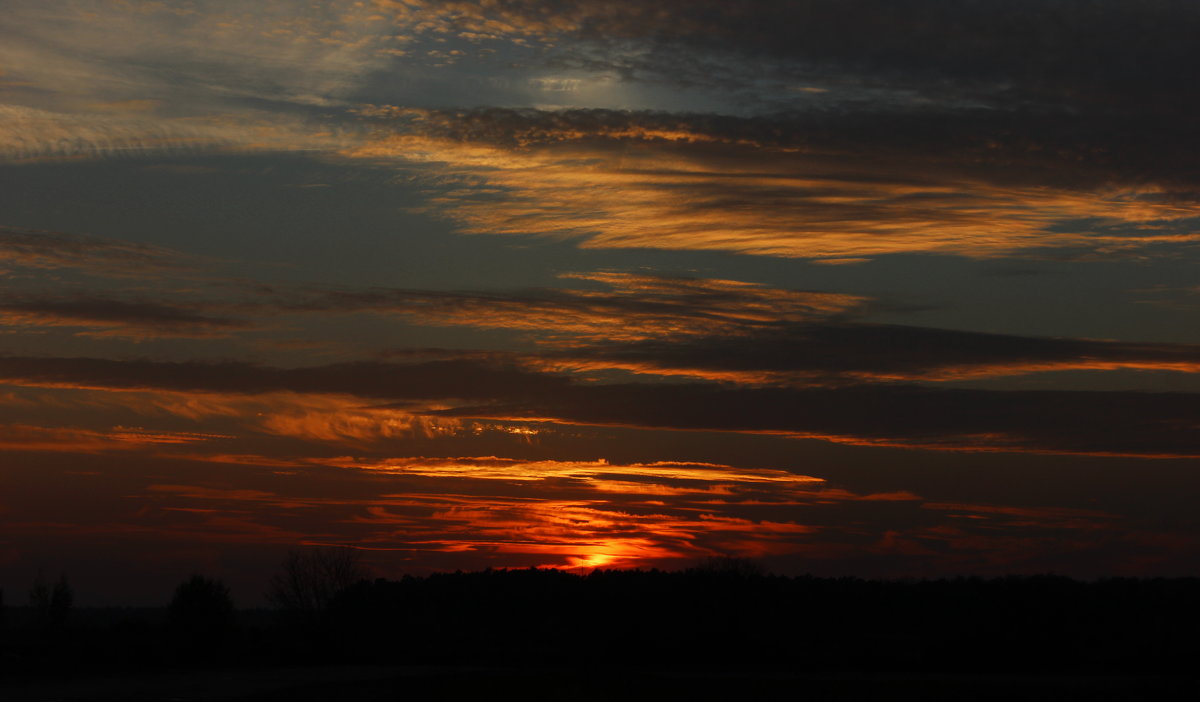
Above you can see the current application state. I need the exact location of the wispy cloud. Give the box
[136,454,877,570]
[344,108,1200,261]
[0,293,250,339]
[391,1,1200,116]
[0,1,401,109]
[111,452,1136,575]
[545,323,1200,384]
[0,422,226,453]
[0,225,185,276]
[291,271,865,343]
[271,272,1200,384]
[0,103,353,164]
[1,355,1196,457]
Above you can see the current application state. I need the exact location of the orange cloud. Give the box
[0,385,465,447]
[4,442,1147,577]
[318,455,824,487]
[342,130,1200,260]
[301,271,865,345]
[130,454,890,571]
[0,295,250,339]
[0,423,227,453]
[2,355,1196,458]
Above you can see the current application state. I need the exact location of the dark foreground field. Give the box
[3,569,1199,700]
[5,665,1199,702]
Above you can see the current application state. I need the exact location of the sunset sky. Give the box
[2,0,1199,605]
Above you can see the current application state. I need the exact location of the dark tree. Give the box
[267,546,367,619]
[29,573,72,629]
[691,556,766,578]
[169,575,234,630]
[169,574,235,657]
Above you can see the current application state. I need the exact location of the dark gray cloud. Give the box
[0,355,570,401]
[0,293,249,337]
[369,105,1200,192]
[524,0,1200,115]
[0,354,1195,457]
[442,379,1200,458]
[282,272,865,342]
[0,225,184,274]
[554,323,1200,382]
[261,273,1200,383]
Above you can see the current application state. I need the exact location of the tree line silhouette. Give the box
[2,551,1198,681]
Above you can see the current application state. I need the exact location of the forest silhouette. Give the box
[2,553,1199,699]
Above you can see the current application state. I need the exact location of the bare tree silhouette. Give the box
[267,546,367,619]
[29,573,72,629]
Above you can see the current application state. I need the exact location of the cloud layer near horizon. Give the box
[1,354,1197,458]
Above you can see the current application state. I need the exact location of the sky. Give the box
[1,0,1199,605]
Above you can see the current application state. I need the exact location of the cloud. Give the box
[134,453,886,571]
[3,438,1186,578]
[268,271,1200,384]
[0,355,1196,457]
[0,225,186,276]
[405,1,1200,115]
[0,293,251,339]
[0,104,238,162]
[103,451,1141,575]
[0,1,401,109]
[344,108,1200,261]
[291,271,866,343]
[0,103,353,164]
[445,381,1200,458]
[548,323,1200,383]
[0,355,570,399]
[316,455,825,490]
[0,422,226,453]
[0,383,467,448]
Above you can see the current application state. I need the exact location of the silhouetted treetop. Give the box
[169,575,234,630]
[689,556,767,578]
[267,546,367,617]
[29,573,72,629]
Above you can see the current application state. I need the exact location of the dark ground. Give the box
[4,666,1198,702]
[3,569,1199,700]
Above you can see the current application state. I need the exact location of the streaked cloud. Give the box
[317,455,824,489]
[0,1,401,109]
[547,323,1200,384]
[0,103,354,164]
[0,225,185,276]
[0,293,250,339]
[0,422,226,453]
[345,108,1200,260]
[378,1,1200,116]
[292,271,866,343]
[131,454,891,570]
[271,272,1200,384]
[0,355,1196,457]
